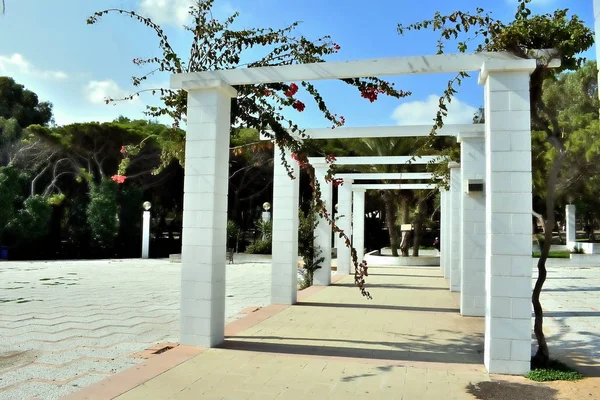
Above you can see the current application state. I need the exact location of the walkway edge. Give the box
[61,273,348,399]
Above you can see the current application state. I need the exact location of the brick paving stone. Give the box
[0,259,273,399]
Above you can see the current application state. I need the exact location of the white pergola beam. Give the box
[172,52,549,88]
[337,172,437,180]
[309,156,443,165]
[352,183,437,190]
[258,124,483,140]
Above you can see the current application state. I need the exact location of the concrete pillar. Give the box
[480,61,536,375]
[180,82,237,347]
[141,210,150,259]
[271,150,300,304]
[352,189,366,263]
[440,189,449,278]
[313,166,332,286]
[566,204,576,249]
[336,180,353,274]
[458,133,486,317]
[449,162,461,292]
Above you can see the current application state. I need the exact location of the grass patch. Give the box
[532,251,571,259]
[526,360,583,382]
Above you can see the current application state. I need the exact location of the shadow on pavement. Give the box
[466,381,558,400]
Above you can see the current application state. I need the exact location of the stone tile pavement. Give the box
[538,264,600,375]
[0,259,272,400]
[109,268,491,400]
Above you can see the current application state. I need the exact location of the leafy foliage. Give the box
[0,77,53,128]
[88,0,409,298]
[526,359,583,382]
[246,239,271,255]
[87,178,119,248]
[298,201,325,286]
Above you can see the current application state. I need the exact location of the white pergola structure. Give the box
[309,155,444,286]
[171,51,557,374]
[331,171,440,268]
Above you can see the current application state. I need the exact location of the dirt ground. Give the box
[467,376,600,400]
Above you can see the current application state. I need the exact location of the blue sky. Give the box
[0,0,595,128]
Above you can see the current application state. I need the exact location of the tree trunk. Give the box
[532,153,564,368]
[400,231,411,257]
[412,201,424,257]
[399,195,410,256]
[383,191,399,256]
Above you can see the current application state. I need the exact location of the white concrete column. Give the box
[440,189,449,278]
[180,82,237,347]
[480,61,536,375]
[336,180,353,274]
[566,204,576,249]
[271,150,300,304]
[449,162,461,292]
[352,188,366,263]
[458,133,486,317]
[313,166,332,286]
[141,210,150,259]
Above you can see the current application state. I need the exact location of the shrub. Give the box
[227,220,241,249]
[298,201,325,286]
[87,178,119,248]
[246,239,271,254]
[526,359,583,382]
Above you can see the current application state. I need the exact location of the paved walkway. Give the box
[539,264,600,376]
[0,259,272,400]
[83,268,491,400]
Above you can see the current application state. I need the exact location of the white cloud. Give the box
[138,0,194,26]
[137,0,239,27]
[0,53,67,80]
[391,95,478,125]
[84,80,135,105]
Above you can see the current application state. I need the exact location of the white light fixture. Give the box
[263,202,271,211]
[143,201,152,211]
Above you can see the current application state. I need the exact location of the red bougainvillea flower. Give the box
[264,89,272,96]
[325,154,336,164]
[292,100,305,112]
[360,87,385,103]
[333,43,341,51]
[284,83,299,97]
[332,178,344,187]
[120,146,127,154]
[111,175,127,184]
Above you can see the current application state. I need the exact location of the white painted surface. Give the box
[449,164,462,293]
[180,83,236,348]
[309,156,443,165]
[459,135,486,317]
[351,183,438,190]
[141,211,150,259]
[481,67,535,375]
[336,181,353,275]
[271,150,300,304]
[172,52,549,88]
[336,172,436,181]
[352,189,366,263]
[313,167,333,286]
[566,204,576,248]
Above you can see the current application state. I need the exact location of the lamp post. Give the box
[142,201,151,259]
[262,202,271,240]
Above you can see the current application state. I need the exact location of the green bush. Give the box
[87,178,119,248]
[246,240,271,254]
[298,201,325,286]
[526,360,583,382]
[15,196,52,240]
[227,220,241,249]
